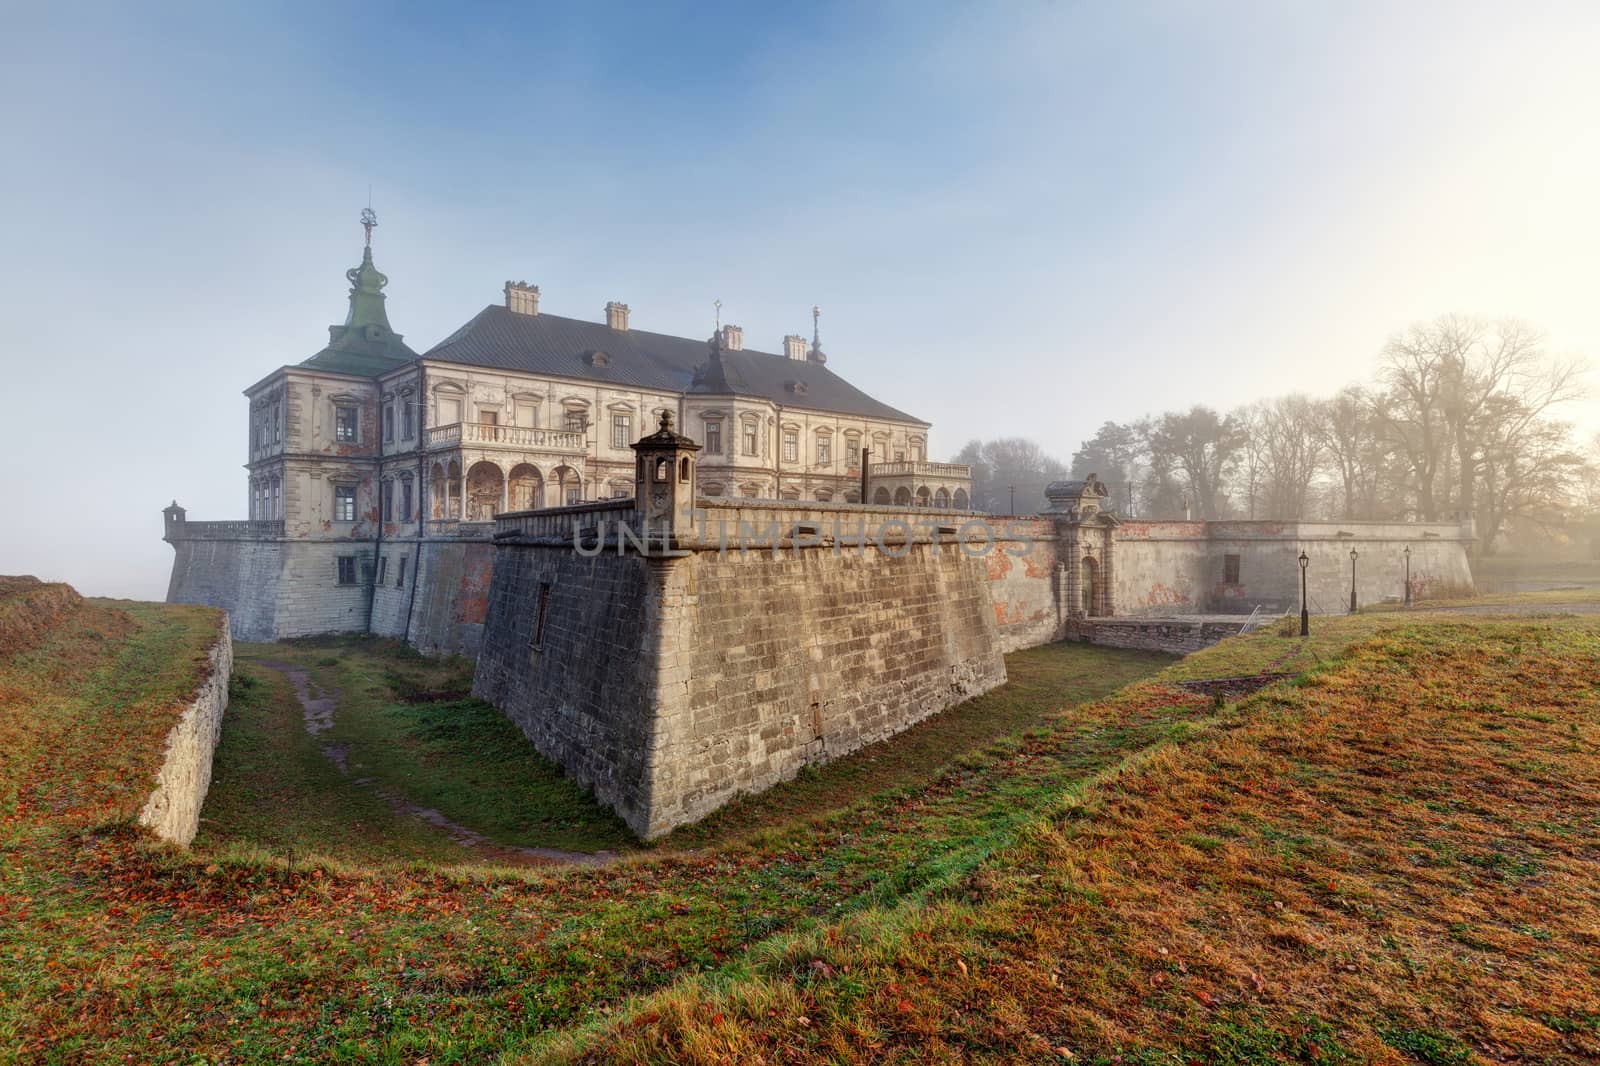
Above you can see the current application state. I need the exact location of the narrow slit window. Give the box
[531,580,552,650]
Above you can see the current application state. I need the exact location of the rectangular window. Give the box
[1224,553,1241,585]
[403,400,415,440]
[334,485,356,522]
[336,556,357,585]
[383,406,394,442]
[816,436,831,464]
[271,480,281,519]
[335,406,357,443]
[564,411,586,433]
[611,413,632,450]
[705,422,722,455]
[783,432,798,463]
[377,555,388,585]
[381,482,393,523]
[742,423,758,456]
[397,556,407,588]
[401,481,413,522]
[566,484,582,506]
[273,402,282,444]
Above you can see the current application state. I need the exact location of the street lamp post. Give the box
[1403,545,1412,608]
[1298,550,1310,637]
[1349,547,1359,614]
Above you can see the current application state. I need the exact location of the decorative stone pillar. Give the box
[1100,522,1117,617]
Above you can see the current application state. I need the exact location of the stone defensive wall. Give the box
[472,499,1008,838]
[166,514,499,653]
[1112,518,1476,616]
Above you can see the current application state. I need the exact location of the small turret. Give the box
[631,411,702,543]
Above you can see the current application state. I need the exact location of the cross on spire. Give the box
[361,207,377,248]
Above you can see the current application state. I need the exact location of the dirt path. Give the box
[255,658,617,868]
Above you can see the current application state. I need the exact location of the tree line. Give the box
[952,316,1596,553]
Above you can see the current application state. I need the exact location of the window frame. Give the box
[334,405,358,443]
[336,556,357,585]
[611,412,632,450]
[333,485,357,523]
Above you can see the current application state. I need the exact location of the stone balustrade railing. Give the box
[165,520,285,541]
[867,460,971,479]
[493,498,639,542]
[426,422,586,451]
[425,519,497,540]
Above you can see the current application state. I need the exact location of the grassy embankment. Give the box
[2,596,1184,1062]
[3,583,1598,1063]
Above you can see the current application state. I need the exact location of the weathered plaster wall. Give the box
[269,543,375,638]
[981,518,1064,652]
[137,616,232,847]
[473,536,1006,839]
[401,539,497,656]
[1111,520,1475,615]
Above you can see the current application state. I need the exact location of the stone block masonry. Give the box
[138,614,232,847]
[473,533,1007,839]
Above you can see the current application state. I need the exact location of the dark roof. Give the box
[418,305,923,424]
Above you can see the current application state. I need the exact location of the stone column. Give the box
[1100,525,1116,617]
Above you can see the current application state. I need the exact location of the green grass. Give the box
[11,594,1600,1063]
[201,637,637,861]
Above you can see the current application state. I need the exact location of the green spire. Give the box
[343,206,392,333]
[343,244,393,333]
[298,207,419,376]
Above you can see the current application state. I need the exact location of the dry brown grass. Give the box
[550,619,1600,1064]
[0,575,83,657]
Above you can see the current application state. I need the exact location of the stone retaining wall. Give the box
[137,616,232,847]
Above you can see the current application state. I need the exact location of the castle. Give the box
[165,214,1476,838]
[163,214,972,651]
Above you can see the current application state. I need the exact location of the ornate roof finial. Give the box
[811,304,821,348]
[361,205,377,248]
[714,298,722,333]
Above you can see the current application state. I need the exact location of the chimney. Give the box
[783,334,807,361]
[504,281,540,315]
[721,324,743,350]
[605,301,630,330]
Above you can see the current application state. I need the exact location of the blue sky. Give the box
[3,1,1597,598]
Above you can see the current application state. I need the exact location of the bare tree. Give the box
[1259,394,1322,519]
[1145,407,1245,520]
[951,437,1069,514]
[1230,403,1267,519]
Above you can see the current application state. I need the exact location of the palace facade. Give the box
[165,217,972,646]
